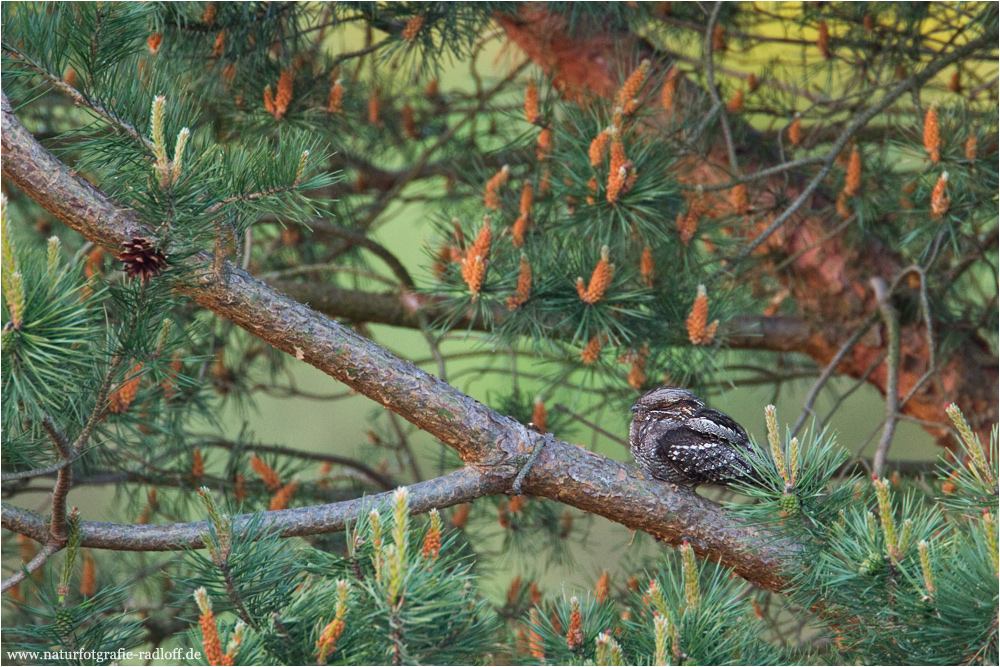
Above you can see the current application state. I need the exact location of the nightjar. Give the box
[629,386,757,486]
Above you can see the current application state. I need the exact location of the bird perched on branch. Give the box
[629,387,757,486]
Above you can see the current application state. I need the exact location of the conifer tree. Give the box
[2,3,997,665]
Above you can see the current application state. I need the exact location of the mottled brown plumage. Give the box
[629,387,756,486]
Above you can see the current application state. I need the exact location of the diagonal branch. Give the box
[0,542,62,594]
[2,93,796,593]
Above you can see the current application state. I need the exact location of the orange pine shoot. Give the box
[527,609,546,659]
[566,597,584,649]
[627,346,648,390]
[580,333,606,364]
[452,503,471,529]
[817,20,831,59]
[843,146,862,197]
[213,32,225,58]
[677,192,705,245]
[402,15,424,40]
[234,474,247,502]
[589,128,611,167]
[195,589,233,666]
[250,454,282,491]
[640,245,655,287]
[525,81,540,124]
[510,181,532,247]
[519,181,533,216]
[498,504,510,529]
[965,133,977,160]
[727,89,744,113]
[531,397,547,433]
[661,70,678,112]
[461,221,492,300]
[536,128,552,160]
[606,137,628,202]
[269,479,298,511]
[686,285,719,345]
[316,619,345,665]
[560,509,573,538]
[930,172,949,219]
[80,550,97,597]
[326,79,344,114]
[948,69,961,93]
[836,190,852,220]
[484,166,509,210]
[422,509,442,560]
[368,95,381,126]
[402,103,419,139]
[924,103,940,163]
[148,33,163,54]
[577,246,615,304]
[192,449,205,481]
[108,363,143,414]
[617,59,650,115]
[507,255,532,311]
[595,570,611,602]
[747,72,759,92]
[788,117,803,146]
[539,166,552,194]
[274,70,293,120]
[529,581,543,606]
[712,24,726,52]
[511,213,529,249]
[730,183,749,214]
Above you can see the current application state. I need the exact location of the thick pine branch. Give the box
[1,94,796,594]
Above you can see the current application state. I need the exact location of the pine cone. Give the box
[120,238,167,281]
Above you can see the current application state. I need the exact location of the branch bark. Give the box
[270,277,814,352]
[2,94,797,593]
[2,468,504,551]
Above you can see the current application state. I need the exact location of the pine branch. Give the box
[0,542,61,593]
[269,277,815,352]
[2,467,505,551]
[42,413,73,542]
[2,93,799,593]
[871,278,901,478]
[197,438,397,490]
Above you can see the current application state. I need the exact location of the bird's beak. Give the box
[630,405,639,413]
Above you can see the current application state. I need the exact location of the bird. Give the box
[628,386,757,486]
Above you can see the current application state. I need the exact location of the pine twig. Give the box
[0,542,61,593]
[871,278,901,478]
[72,355,124,453]
[42,414,73,542]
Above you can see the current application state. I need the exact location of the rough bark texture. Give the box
[497,7,998,448]
[2,468,506,550]
[1,94,796,594]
